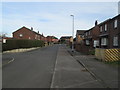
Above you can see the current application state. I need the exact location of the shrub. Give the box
[2,39,45,51]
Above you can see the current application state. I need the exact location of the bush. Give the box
[2,39,45,51]
[89,49,95,55]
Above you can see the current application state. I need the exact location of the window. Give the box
[3,39,6,43]
[89,31,90,35]
[101,38,107,46]
[100,26,103,32]
[38,36,40,40]
[85,32,87,36]
[114,19,117,28]
[29,37,31,39]
[19,34,23,37]
[86,40,90,45]
[105,24,107,31]
[94,40,99,47]
[35,35,37,39]
[113,36,118,46]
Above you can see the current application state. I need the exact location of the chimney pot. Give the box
[95,20,98,26]
[31,27,33,31]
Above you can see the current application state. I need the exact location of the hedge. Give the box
[2,39,45,51]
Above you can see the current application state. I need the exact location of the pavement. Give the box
[51,45,105,88]
[67,48,119,88]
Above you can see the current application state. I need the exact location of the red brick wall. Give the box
[13,27,41,40]
[109,16,120,48]
[46,36,52,42]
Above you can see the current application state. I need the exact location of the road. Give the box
[2,45,59,88]
[2,44,119,88]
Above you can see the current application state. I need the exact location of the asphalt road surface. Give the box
[2,45,59,88]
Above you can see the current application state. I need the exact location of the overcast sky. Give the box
[1,1,119,38]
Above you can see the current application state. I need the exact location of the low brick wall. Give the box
[75,43,94,54]
[95,48,120,62]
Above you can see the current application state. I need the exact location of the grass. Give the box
[104,61,120,66]
[94,58,120,66]
[89,50,95,55]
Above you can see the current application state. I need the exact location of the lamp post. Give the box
[70,15,74,52]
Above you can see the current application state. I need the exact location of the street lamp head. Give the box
[70,15,74,17]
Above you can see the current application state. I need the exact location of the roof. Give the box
[52,36,58,39]
[111,14,120,20]
[13,26,41,35]
[3,37,13,39]
[84,14,120,33]
[76,30,86,35]
[98,14,120,26]
[60,36,72,39]
[98,19,111,26]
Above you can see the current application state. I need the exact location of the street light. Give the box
[70,15,74,52]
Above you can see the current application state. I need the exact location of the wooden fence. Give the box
[95,48,120,62]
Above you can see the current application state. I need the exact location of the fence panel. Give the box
[104,49,120,62]
[95,48,120,62]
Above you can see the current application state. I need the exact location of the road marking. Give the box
[50,48,59,88]
[2,57,15,67]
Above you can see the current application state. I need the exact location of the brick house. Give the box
[46,36,58,44]
[99,19,111,48]
[2,37,13,43]
[52,36,59,43]
[109,14,120,48]
[84,21,100,48]
[46,36,53,43]
[84,15,120,50]
[76,30,85,44]
[76,14,120,54]
[60,36,73,44]
[99,14,120,49]
[75,30,86,52]
[13,26,44,41]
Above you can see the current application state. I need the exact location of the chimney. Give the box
[38,31,39,34]
[31,27,33,31]
[95,20,98,26]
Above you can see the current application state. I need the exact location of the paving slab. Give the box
[68,48,119,88]
[51,45,104,88]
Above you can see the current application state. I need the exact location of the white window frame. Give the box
[35,35,37,39]
[19,34,23,37]
[114,19,117,28]
[100,26,103,32]
[29,37,31,39]
[86,40,90,45]
[101,38,107,46]
[113,36,118,46]
[89,31,90,35]
[105,24,107,31]
[94,40,99,47]
[85,32,87,36]
[3,39,6,43]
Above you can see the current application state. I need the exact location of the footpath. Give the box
[51,45,105,88]
[68,48,119,88]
